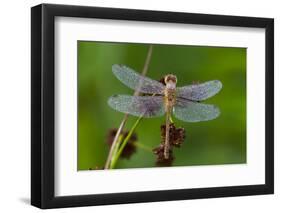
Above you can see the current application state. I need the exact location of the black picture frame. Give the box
[31,3,274,209]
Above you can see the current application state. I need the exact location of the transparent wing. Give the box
[112,64,165,95]
[173,98,220,122]
[176,80,222,101]
[108,95,165,118]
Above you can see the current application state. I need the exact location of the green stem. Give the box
[110,135,123,164]
[110,116,143,169]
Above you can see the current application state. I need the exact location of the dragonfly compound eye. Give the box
[164,74,177,84]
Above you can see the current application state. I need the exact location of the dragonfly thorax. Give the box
[164,81,177,112]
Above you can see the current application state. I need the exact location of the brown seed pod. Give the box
[154,123,186,166]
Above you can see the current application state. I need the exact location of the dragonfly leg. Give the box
[169,115,174,124]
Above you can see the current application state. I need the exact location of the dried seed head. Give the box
[160,123,186,147]
[154,123,186,167]
[153,144,174,167]
[107,128,138,159]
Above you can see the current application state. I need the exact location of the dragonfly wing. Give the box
[176,80,222,101]
[173,98,220,122]
[112,64,165,95]
[108,95,165,118]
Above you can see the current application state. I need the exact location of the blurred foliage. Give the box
[78,41,246,170]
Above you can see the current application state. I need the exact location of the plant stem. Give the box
[110,134,124,165]
[110,116,143,169]
[104,45,153,169]
[104,114,128,169]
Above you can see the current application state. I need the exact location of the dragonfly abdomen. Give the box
[164,88,176,112]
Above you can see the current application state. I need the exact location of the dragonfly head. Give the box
[164,74,177,87]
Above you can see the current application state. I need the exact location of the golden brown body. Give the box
[164,88,177,111]
[163,74,177,159]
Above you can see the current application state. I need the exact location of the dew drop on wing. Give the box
[176,80,222,101]
[173,99,220,122]
[112,64,165,95]
[108,95,165,118]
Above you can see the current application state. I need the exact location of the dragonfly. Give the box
[108,64,222,159]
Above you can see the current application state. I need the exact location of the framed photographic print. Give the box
[31,3,274,209]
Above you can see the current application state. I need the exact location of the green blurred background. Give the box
[78,41,246,170]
